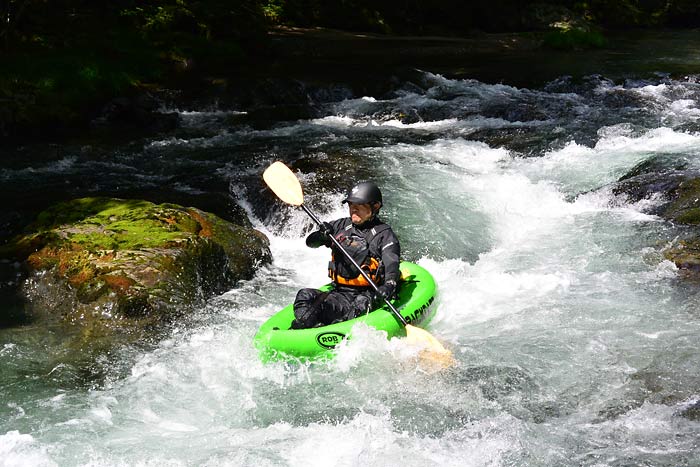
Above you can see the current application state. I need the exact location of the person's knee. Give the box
[293,288,322,328]
[295,288,318,302]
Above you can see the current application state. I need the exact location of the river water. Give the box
[2,40,700,465]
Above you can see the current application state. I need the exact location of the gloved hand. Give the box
[374,279,397,302]
[318,221,332,235]
[306,222,333,248]
[351,293,373,318]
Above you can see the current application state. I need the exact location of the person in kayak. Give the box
[291,181,401,329]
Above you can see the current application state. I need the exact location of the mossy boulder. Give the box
[3,197,271,328]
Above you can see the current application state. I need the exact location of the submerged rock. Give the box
[2,198,271,329]
[679,399,700,421]
[663,239,700,274]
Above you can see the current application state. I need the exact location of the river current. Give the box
[1,68,700,465]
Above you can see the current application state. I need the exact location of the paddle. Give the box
[263,161,453,363]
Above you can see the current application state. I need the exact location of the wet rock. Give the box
[601,88,648,110]
[613,170,688,215]
[245,104,314,124]
[656,177,700,273]
[91,95,180,133]
[234,153,373,237]
[614,160,686,209]
[1,198,271,329]
[615,162,700,275]
[616,155,690,184]
[246,78,312,108]
[481,101,549,122]
[662,178,700,225]
[470,127,558,156]
[678,399,700,421]
[664,239,700,274]
[452,365,538,401]
[630,367,700,410]
[107,187,251,228]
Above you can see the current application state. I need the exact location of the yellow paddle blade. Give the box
[263,161,304,206]
[405,324,455,370]
[404,324,449,352]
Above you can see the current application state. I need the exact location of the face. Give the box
[349,202,376,224]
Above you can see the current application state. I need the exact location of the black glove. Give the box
[351,293,373,318]
[306,223,332,248]
[318,221,332,235]
[374,280,397,302]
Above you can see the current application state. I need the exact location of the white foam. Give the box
[0,156,78,182]
[511,126,700,195]
[632,82,700,124]
[277,411,522,467]
[0,431,56,467]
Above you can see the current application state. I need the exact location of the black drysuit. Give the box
[291,216,401,329]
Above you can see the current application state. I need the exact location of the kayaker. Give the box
[291,181,401,329]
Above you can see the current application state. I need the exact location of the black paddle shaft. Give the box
[300,204,409,327]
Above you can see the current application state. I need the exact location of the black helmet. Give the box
[343,181,382,206]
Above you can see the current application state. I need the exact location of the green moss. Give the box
[76,278,109,304]
[675,208,700,225]
[678,178,700,193]
[32,198,202,252]
[33,198,149,230]
[60,252,97,284]
[664,178,700,224]
[2,198,213,264]
[186,208,271,272]
[543,28,607,50]
[1,42,155,127]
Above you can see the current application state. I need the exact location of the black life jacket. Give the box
[328,221,390,287]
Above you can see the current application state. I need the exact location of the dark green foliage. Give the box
[543,28,608,49]
[2,42,158,126]
[665,0,700,27]
[0,0,267,136]
[1,1,697,56]
[120,0,267,42]
[258,0,699,34]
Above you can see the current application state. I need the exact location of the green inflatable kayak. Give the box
[254,261,437,362]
